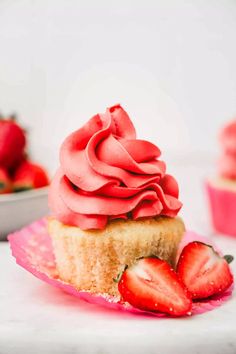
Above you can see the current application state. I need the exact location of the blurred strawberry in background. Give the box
[0,114,26,169]
[13,161,49,192]
[0,113,49,194]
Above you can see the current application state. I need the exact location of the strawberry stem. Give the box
[224,255,234,264]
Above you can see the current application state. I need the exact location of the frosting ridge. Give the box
[49,104,182,229]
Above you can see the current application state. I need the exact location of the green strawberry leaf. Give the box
[113,265,128,283]
[0,182,6,190]
[13,186,33,193]
[224,255,234,264]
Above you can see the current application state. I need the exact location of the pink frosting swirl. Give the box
[49,105,182,230]
[219,119,236,179]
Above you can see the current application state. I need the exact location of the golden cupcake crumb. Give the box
[48,216,185,296]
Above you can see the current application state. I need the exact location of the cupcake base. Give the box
[206,177,236,237]
[48,216,185,297]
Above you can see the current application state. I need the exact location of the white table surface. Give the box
[1,157,236,354]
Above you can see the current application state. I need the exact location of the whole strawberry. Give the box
[13,160,49,191]
[0,115,26,169]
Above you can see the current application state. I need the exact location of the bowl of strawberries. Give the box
[0,114,49,240]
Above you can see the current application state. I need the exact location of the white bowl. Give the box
[0,187,49,240]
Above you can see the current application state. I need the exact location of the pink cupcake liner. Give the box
[8,218,234,318]
[206,180,236,237]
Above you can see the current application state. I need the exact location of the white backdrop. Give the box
[0,0,236,229]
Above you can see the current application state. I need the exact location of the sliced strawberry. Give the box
[177,242,234,300]
[13,161,49,191]
[117,257,192,316]
[0,167,12,194]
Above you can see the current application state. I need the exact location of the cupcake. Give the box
[207,119,236,237]
[48,104,184,296]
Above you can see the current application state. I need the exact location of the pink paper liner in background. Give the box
[8,218,234,318]
[206,180,236,238]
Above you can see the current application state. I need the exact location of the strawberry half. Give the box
[13,161,49,191]
[117,257,192,316]
[0,167,12,194]
[177,242,234,300]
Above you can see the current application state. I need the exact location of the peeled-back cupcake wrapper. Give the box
[8,218,234,317]
[206,181,236,237]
